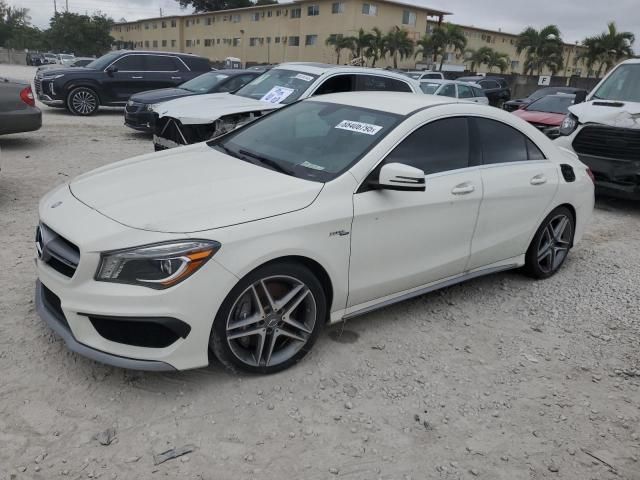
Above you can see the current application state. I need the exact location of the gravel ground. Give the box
[1,65,639,480]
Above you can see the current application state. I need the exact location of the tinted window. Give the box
[437,84,456,98]
[457,84,474,99]
[146,55,180,71]
[112,55,146,71]
[472,87,485,97]
[356,75,412,93]
[475,118,539,163]
[385,117,470,175]
[479,80,499,89]
[527,139,546,160]
[423,73,442,79]
[315,74,356,95]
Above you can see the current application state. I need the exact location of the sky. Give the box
[15,0,640,45]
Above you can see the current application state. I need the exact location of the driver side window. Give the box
[112,55,146,71]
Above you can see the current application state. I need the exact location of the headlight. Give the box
[148,103,160,112]
[559,113,579,136]
[96,240,221,289]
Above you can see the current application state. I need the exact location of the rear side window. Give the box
[385,117,470,175]
[457,84,474,99]
[314,74,356,95]
[472,87,485,97]
[356,75,412,93]
[183,57,210,71]
[112,55,145,71]
[438,84,456,98]
[479,80,499,89]
[474,118,545,164]
[146,55,180,71]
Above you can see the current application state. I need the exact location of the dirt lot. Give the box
[0,65,639,480]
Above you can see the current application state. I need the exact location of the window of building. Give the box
[362,3,377,15]
[385,118,470,175]
[402,10,416,26]
[331,2,345,13]
[161,21,167,28]
[186,39,192,47]
[288,36,300,46]
[305,34,318,46]
[144,23,149,29]
[205,39,212,46]
[291,7,302,18]
[233,37,241,46]
[185,19,190,27]
[171,19,176,27]
[196,18,200,24]
[152,40,158,47]
[232,14,241,22]
[145,40,150,47]
[152,22,157,29]
[196,39,201,45]
[171,39,177,47]
[308,5,320,15]
[275,36,281,43]
[217,38,221,44]
[251,12,260,21]
[250,37,258,47]
[206,17,212,25]
[267,10,273,17]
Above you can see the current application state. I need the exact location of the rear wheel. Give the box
[67,87,99,116]
[524,206,575,279]
[210,262,326,374]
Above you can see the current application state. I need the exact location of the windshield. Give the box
[527,95,575,114]
[593,63,640,102]
[234,69,318,104]
[85,51,121,70]
[60,54,74,60]
[180,72,230,93]
[211,101,401,182]
[420,82,441,94]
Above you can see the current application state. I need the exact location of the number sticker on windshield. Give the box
[294,73,314,82]
[335,120,383,135]
[260,86,295,104]
[300,161,325,170]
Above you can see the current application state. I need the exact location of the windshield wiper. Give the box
[215,143,242,159]
[239,149,294,176]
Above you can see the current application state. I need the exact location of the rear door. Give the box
[143,55,186,91]
[436,83,457,98]
[466,117,559,270]
[458,83,479,103]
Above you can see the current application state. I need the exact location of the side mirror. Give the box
[105,66,118,75]
[371,163,425,192]
[574,90,587,104]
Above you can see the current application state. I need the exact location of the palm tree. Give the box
[464,46,493,72]
[596,22,635,73]
[325,34,355,65]
[516,25,564,75]
[429,23,467,71]
[577,36,607,77]
[384,26,414,69]
[485,50,510,73]
[364,27,386,68]
[346,28,374,63]
[414,34,435,63]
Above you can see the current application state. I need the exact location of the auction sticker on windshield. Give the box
[294,73,314,82]
[261,86,295,104]
[335,120,383,135]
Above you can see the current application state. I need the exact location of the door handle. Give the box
[530,174,547,186]
[171,76,182,80]
[451,182,475,195]
[131,76,143,79]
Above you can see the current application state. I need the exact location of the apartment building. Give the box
[111,0,449,67]
[110,0,589,75]
[425,21,587,77]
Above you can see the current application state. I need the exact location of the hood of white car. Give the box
[570,100,640,129]
[69,143,323,233]
[155,92,280,125]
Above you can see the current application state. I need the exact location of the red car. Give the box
[512,94,577,139]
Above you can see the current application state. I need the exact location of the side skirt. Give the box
[337,261,521,322]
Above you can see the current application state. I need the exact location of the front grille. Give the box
[155,116,189,146]
[41,283,69,329]
[573,125,640,161]
[36,224,80,278]
[34,76,43,96]
[87,315,190,348]
[125,102,144,113]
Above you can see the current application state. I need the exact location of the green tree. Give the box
[325,34,354,64]
[177,0,271,12]
[485,49,510,73]
[0,0,31,47]
[384,26,414,69]
[516,25,564,75]
[364,27,386,67]
[594,22,634,73]
[46,12,114,56]
[414,34,435,62]
[577,36,607,77]
[345,28,373,62]
[429,23,467,71]
[464,46,493,72]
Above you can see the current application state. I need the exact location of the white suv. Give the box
[152,63,421,150]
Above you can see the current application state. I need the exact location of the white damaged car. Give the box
[151,62,421,150]
[556,58,640,200]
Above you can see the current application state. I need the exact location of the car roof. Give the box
[274,62,417,81]
[304,91,458,115]
[420,79,481,86]
[116,50,203,58]
[205,69,258,75]
[620,58,640,65]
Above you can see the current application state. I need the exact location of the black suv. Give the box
[457,76,511,107]
[34,50,211,116]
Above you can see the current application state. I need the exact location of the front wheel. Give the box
[524,206,575,279]
[67,87,99,116]
[210,262,326,374]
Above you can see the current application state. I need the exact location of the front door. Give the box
[348,117,483,308]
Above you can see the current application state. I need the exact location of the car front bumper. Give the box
[124,106,155,132]
[35,185,239,371]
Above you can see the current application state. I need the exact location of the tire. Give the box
[524,206,575,279]
[66,87,99,116]
[210,262,327,374]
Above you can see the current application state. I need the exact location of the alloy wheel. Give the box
[537,214,572,274]
[71,90,97,115]
[225,275,317,368]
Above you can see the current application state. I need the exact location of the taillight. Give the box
[586,168,595,184]
[20,86,35,107]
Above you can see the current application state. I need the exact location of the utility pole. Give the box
[160,7,163,17]
[53,0,57,15]
[65,0,68,12]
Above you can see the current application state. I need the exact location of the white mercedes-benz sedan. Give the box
[35,92,594,373]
